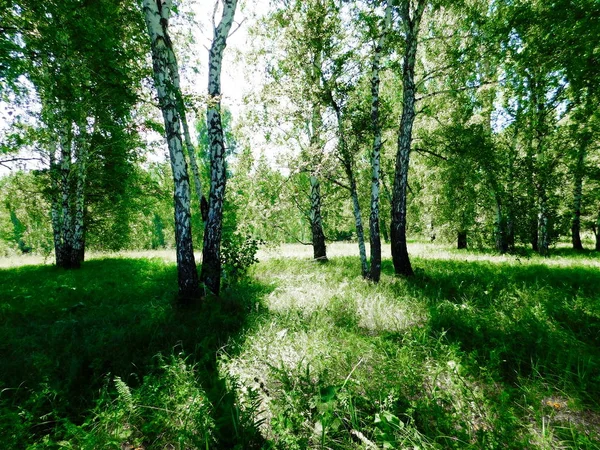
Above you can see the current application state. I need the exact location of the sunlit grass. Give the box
[1,243,599,448]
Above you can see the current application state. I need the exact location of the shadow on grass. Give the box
[381,258,600,402]
[0,258,273,448]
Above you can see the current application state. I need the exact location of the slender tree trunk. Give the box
[457,231,467,249]
[333,104,368,278]
[201,0,238,295]
[309,175,327,261]
[144,0,199,300]
[391,1,425,277]
[49,145,64,266]
[571,140,586,250]
[340,149,368,278]
[368,2,391,282]
[537,190,549,256]
[596,212,600,251]
[59,124,74,269]
[71,123,87,268]
[164,41,205,215]
[494,196,508,253]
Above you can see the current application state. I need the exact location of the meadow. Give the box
[1,243,599,449]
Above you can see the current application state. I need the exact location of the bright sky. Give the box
[0,0,271,175]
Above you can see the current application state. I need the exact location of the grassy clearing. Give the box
[1,244,599,448]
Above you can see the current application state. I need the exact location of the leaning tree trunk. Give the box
[368,2,391,282]
[144,0,199,300]
[309,175,327,261]
[571,139,587,251]
[201,0,238,295]
[391,1,425,277]
[333,104,368,278]
[163,41,205,215]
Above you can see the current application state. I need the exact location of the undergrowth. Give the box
[1,246,599,448]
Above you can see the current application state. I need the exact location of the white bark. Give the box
[144,0,199,298]
[368,1,392,282]
[202,0,238,294]
[71,122,88,267]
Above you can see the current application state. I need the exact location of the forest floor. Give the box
[1,243,599,449]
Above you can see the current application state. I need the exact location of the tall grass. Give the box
[1,244,599,448]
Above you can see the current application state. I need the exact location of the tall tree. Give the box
[143,0,199,299]
[201,0,239,295]
[390,0,425,276]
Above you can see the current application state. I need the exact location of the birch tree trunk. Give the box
[537,189,550,256]
[201,0,238,295]
[49,144,64,267]
[368,2,392,282]
[70,123,87,268]
[59,124,74,269]
[143,0,199,300]
[163,38,205,214]
[307,174,327,261]
[333,104,368,278]
[571,138,587,250]
[391,1,425,277]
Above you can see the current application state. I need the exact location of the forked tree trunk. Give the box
[368,2,391,282]
[391,1,425,277]
[309,175,327,261]
[571,139,587,251]
[201,0,238,295]
[144,0,199,300]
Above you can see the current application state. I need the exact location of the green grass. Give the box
[1,245,600,448]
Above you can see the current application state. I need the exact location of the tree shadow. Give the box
[0,258,273,448]
[381,258,600,402]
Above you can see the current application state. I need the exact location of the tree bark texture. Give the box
[201,0,238,295]
[309,175,327,261]
[163,35,205,215]
[391,1,425,277]
[144,0,199,299]
[70,123,87,268]
[571,139,587,250]
[339,130,368,278]
[368,2,391,282]
[59,124,74,268]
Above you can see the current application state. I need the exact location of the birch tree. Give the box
[143,0,199,299]
[390,0,426,276]
[201,0,238,295]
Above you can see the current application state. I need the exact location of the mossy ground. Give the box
[1,244,599,448]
